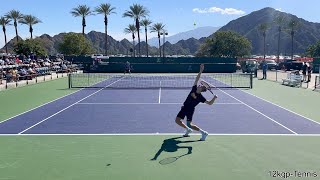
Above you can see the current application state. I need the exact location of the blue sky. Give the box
[0,0,319,47]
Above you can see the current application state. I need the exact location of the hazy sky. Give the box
[0,0,319,47]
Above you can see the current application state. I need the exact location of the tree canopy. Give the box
[13,39,47,56]
[196,31,252,57]
[58,33,94,55]
[306,41,320,57]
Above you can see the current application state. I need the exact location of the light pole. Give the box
[160,31,168,57]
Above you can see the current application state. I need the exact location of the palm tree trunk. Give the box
[105,16,108,56]
[14,21,19,42]
[263,33,266,60]
[3,27,8,54]
[291,30,294,60]
[132,34,135,57]
[158,34,161,57]
[277,27,281,63]
[136,19,140,57]
[82,17,86,35]
[145,27,148,57]
[30,25,33,39]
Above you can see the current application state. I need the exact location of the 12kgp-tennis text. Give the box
[268,170,318,178]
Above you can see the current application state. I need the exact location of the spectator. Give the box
[12,67,19,81]
[16,57,22,64]
[0,58,4,66]
[6,69,13,82]
[28,66,36,75]
[307,63,312,83]
[262,61,268,80]
[302,62,307,82]
[61,63,70,73]
[20,67,28,76]
[0,67,3,84]
[5,56,10,64]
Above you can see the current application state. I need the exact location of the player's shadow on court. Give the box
[150,136,200,165]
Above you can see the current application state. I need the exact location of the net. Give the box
[315,76,320,90]
[68,73,253,89]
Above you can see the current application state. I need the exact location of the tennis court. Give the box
[0,73,319,134]
[1,74,320,180]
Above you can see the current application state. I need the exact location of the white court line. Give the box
[18,77,126,134]
[208,82,297,134]
[158,81,161,103]
[0,133,319,136]
[241,90,320,126]
[0,75,111,125]
[0,84,84,125]
[76,102,243,105]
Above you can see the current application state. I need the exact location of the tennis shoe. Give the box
[200,131,208,141]
[183,128,193,137]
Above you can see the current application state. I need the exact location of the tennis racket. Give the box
[200,80,215,95]
[159,154,187,165]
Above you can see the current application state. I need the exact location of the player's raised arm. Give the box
[193,64,204,86]
[205,95,218,105]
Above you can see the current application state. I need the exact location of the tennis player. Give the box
[124,61,131,74]
[175,64,218,141]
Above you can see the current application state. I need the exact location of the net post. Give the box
[68,73,71,89]
[250,73,253,89]
[231,73,233,87]
[315,76,317,90]
[87,73,90,87]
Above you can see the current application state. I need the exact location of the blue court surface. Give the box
[1,75,320,135]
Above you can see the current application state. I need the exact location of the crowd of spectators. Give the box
[0,54,77,84]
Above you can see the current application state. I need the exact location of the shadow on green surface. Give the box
[151,136,200,165]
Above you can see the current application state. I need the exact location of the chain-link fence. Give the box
[256,70,317,89]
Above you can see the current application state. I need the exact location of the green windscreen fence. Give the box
[313,58,320,73]
[96,57,237,73]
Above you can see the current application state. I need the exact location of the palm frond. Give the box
[123,4,149,19]
[274,15,286,25]
[150,23,165,33]
[95,3,116,15]
[71,5,92,17]
[288,19,299,29]
[0,16,11,26]
[5,10,23,20]
[19,15,42,25]
[257,23,269,32]
[140,19,152,27]
[124,24,137,34]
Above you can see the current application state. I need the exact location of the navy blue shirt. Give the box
[183,85,206,109]
[125,62,130,69]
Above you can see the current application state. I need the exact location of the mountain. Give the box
[2,8,320,56]
[148,26,220,47]
[216,7,320,55]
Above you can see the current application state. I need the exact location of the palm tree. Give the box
[19,15,42,39]
[5,10,23,42]
[123,4,149,57]
[274,15,286,62]
[150,23,165,57]
[95,3,116,56]
[0,17,11,54]
[71,5,92,35]
[140,19,152,57]
[258,23,269,60]
[288,19,299,60]
[124,24,137,57]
